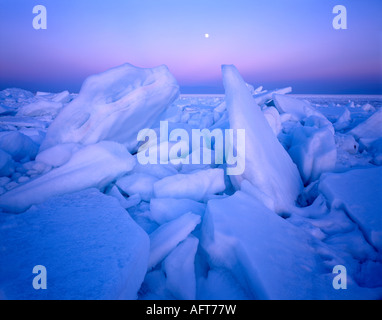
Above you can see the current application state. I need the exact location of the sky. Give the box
[0,0,381,94]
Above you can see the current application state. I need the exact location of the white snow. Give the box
[35,143,81,168]
[263,106,282,136]
[253,87,292,105]
[0,131,39,162]
[201,190,321,299]
[18,128,46,145]
[319,166,382,251]
[50,90,72,103]
[133,162,178,179]
[370,138,382,165]
[0,116,48,129]
[0,65,381,301]
[17,99,63,117]
[335,133,359,155]
[0,149,14,177]
[153,168,225,202]
[139,270,171,300]
[222,65,302,212]
[163,235,199,300]
[124,193,143,209]
[148,212,201,270]
[0,188,149,300]
[197,269,250,300]
[362,103,376,113]
[116,173,159,202]
[201,190,381,299]
[149,198,206,225]
[106,185,132,209]
[273,94,330,125]
[350,108,382,147]
[0,141,135,213]
[289,126,337,184]
[334,107,351,131]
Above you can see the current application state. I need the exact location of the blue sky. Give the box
[0,0,381,94]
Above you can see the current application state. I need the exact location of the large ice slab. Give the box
[253,87,292,105]
[0,149,14,177]
[0,188,149,300]
[0,116,48,129]
[201,190,380,299]
[222,65,302,212]
[17,99,63,118]
[0,131,39,162]
[116,173,159,202]
[0,141,135,213]
[40,63,180,152]
[35,143,81,168]
[149,198,206,225]
[333,107,352,131]
[273,94,329,124]
[163,235,199,300]
[289,126,337,184]
[148,212,201,270]
[350,108,382,147]
[201,191,321,299]
[197,269,250,300]
[319,167,382,251]
[153,168,225,202]
[263,106,282,136]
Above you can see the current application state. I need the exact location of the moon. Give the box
[204,33,210,39]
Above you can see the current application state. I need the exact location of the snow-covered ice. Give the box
[333,107,352,131]
[350,108,382,147]
[0,131,39,162]
[116,173,159,202]
[153,168,225,202]
[0,141,135,213]
[263,106,282,136]
[201,190,381,299]
[0,63,381,300]
[17,99,63,118]
[289,126,337,184]
[273,94,331,126]
[319,167,382,251]
[0,149,14,177]
[35,143,81,168]
[222,64,302,212]
[148,212,201,270]
[201,190,322,300]
[149,198,206,225]
[0,188,149,300]
[40,64,180,152]
[163,235,199,300]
